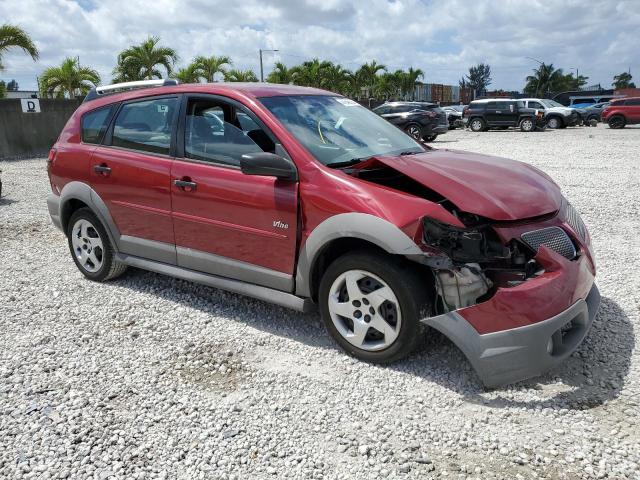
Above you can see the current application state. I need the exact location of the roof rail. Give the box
[83,79,179,103]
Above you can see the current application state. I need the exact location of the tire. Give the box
[587,115,598,126]
[546,116,563,129]
[469,118,485,132]
[404,123,422,140]
[608,115,626,129]
[67,208,127,282]
[423,134,438,142]
[519,117,535,132]
[319,251,432,364]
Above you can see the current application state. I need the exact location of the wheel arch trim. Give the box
[55,181,121,251]
[295,212,423,298]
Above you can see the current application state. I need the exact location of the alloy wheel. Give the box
[547,117,560,129]
[327,269,402,351]
[406,125,421,139]
[521,119,534,131]
[470,119,483,131]
[71,218,104,273]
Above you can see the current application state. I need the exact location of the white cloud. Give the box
[0,0,638,91]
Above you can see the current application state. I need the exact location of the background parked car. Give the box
[373,102,448,141]
[463,99,545,132]
[442,105,465,129]
[574,102,609,126]
[601,97,640,129]
[520,98,579,129]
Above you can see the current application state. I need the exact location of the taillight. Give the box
[47,148,57,172]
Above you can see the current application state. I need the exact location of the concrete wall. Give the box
[0,99,82,159]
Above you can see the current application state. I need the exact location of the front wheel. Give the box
[67,208,127,282]
[519,117,535,132]
[608,115,626,129]
[546,116,563,129]
[423,134,438,142]
[319,252,431,363]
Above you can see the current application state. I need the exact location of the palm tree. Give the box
[114,36,177,81]
[356,60,386,94]
[194,55,232,82]
[524,63,564,96]
[0,24,39,71]
[321,63,352,95]
[224,69,258,82]
[39,57,100,98]
[266,62,292,84]
[290,59,333,88]
[172,63,201,84]
[397,67,424,100]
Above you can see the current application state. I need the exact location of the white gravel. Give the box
[1,124,639,480]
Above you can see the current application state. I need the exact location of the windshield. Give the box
[259,95,424,166]
[541,99,564,108]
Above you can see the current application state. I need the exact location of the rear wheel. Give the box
[608,115,626,129]
[404,123,422,140]
[67,208,127,282]
[469,118,486,132]
[423,134,438,142]
[319,251,431,363]
[519,117,535,132]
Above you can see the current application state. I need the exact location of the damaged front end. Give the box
[420,216,542,314]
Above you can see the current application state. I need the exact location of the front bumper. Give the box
[423,283,600,388]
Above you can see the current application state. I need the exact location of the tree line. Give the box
[0,25,637,101]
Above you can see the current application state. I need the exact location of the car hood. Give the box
[376,149,563,221]
[547,107,574,115]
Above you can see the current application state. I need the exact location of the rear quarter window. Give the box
[81,106,115,144]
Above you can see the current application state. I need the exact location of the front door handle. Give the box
[94,164,111,176]
[174,179,197,192]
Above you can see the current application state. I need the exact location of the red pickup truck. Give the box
[47,80,599,387]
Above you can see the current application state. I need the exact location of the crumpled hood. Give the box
[377,149,563,221]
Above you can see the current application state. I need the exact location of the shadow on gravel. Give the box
[0,197,18,206]
[114,270,633,411]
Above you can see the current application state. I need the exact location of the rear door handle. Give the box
[174,179,197,191]
[94,164,111,175]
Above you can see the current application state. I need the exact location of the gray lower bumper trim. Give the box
[47,194,62,231]
[422,284,601,388]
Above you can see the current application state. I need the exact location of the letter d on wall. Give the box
[21,99,41,113]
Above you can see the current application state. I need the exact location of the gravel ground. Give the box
[1,124,639,480]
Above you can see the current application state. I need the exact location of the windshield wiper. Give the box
[399,150,420,156]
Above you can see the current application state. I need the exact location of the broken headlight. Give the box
[422,217,511,264]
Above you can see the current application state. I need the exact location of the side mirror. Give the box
[240,152,298,181]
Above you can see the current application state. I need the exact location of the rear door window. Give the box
[82,106,115,144]
[528,101,545,110]
[111,97,179,155]
[625,99,640,106]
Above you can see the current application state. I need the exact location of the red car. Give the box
[601,97,640,128]
[47,80,600,387]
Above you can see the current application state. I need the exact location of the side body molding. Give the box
[295,212,423,297]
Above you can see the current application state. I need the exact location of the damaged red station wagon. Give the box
[47,80,600,387]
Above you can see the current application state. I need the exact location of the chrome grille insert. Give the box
[565,202,587,241]
[521,227,577,260]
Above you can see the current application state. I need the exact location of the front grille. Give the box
[565,202,587,241]
[521,227,577,260]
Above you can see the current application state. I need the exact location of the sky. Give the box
[1,0,639,92]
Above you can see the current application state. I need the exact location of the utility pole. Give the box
[259,49,279,82]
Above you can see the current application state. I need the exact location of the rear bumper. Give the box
[423,283,600,388]
[423,123,449,135]
[47,193,63,231]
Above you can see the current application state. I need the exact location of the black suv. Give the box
[373,102,448,141]
[463,99,545,132]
